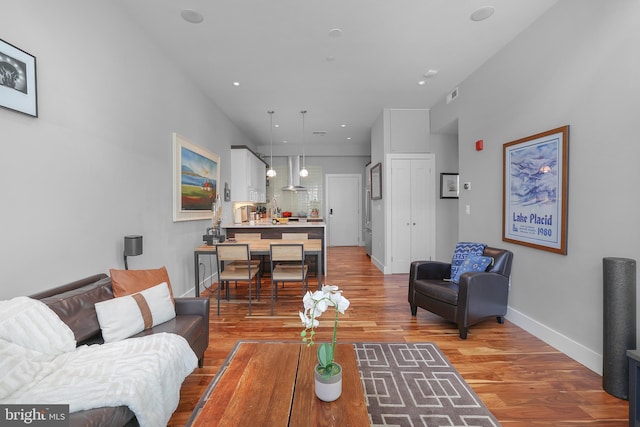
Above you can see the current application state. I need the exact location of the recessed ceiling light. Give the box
[347,137,352,140]
[423,69,439,78]
[232,82,240,87]
[328,28,343,38]
[181,9,204,24]
[470,6,495,22]
[274,124,280,128]
[341,124,347,128]
[418,80,426,86]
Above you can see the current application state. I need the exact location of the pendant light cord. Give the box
[300,110,308,177]
[267,110,276,177]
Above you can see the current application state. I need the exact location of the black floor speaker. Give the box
[603,257,637,399]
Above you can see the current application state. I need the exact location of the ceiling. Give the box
[112,0,558,154]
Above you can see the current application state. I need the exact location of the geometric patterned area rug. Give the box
[355,342,502,427]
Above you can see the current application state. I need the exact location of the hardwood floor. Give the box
[169,246,628,426]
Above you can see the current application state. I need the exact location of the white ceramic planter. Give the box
[314,363,342,402]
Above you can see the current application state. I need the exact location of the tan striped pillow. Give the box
[95,282,175,343]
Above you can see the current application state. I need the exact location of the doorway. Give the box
[325,174,361,246]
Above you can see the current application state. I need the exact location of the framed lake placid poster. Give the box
[0,38,38,117]
[503,126,569,254]
[172,133,220,222]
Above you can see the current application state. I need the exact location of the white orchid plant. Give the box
[299,285,350,379]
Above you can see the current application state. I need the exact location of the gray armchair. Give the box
[408,246,513,339]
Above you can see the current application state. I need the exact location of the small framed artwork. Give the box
[370,162,382,200]
[502,125,569,254]
[172,133,220,222]
[0,38,38,117]
[440,173,459,199]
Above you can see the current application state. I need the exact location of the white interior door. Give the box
[390,159,412,272]
[410,158,432,261]
[326,174,361,246]
[390,156,435,273]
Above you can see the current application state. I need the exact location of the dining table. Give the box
[193,239,324,297]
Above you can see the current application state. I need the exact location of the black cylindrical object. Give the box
[603,257,636,399]
[124,235,143,256]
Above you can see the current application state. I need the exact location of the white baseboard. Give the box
[506,306,602,374]
[371,255,386,274]
[181,273,216,298]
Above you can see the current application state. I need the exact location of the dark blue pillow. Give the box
[451,255,493,284]
[450,242,486,279]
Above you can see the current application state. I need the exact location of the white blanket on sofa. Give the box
[0,296,198,427]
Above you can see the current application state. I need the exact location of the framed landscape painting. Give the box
[502,125,569,254]
[0,38,38,117]
[172,133,220,222]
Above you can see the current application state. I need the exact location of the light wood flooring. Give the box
[169,246,628,426]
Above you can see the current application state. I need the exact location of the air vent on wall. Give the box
[311,131,327,136]
[447,87,459,104]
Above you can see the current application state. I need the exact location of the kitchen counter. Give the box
[223,220,325,228]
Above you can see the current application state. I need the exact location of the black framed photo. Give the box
[370,162,382,200]
[0,38,37,117]
[440,173,459,199]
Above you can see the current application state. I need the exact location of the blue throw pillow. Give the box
[451,255,493,284]
[450,242,486,280]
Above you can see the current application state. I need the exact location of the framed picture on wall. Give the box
[370,162,382,200]
[502,125,569,254]
[440,173,459,199]
[172,133,220,222]
[0,38,38,117]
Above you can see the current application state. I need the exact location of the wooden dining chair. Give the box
[281,233,314,279]
[281,232,308,240]
[214,243,261,315]
[228,233,261,269]
[235,233,262,241]
[269,243,308,315]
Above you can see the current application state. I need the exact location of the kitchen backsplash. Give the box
[262,164,322,216]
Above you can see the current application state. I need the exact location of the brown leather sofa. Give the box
[408,246,513,339]
[29,273,210,427]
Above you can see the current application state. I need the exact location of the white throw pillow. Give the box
[95,282,176,343]
[0,296,76,356]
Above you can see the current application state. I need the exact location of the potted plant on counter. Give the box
[299,285,350,402]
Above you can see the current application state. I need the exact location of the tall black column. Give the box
[603,257,637,399]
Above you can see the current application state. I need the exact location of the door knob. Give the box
[330,209,333,215]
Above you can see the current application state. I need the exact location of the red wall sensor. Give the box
[475,140,484,151]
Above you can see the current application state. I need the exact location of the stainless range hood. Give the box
[282,156,306,191]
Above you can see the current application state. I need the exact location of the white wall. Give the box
[431,0,640,373]
[431,132,459,261]
[0,1,254,298]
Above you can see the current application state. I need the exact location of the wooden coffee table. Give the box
[187,342,369,426]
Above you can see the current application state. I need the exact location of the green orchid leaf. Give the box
[317,343,333,368]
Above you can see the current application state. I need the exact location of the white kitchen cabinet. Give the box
[231,146,267,202]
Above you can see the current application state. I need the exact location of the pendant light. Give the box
[299,110,309,177]
[266,110,277,178]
